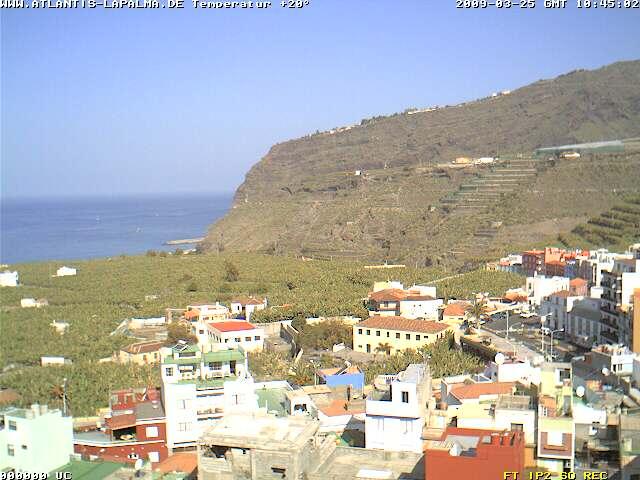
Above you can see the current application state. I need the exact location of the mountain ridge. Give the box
[205,60,640,268]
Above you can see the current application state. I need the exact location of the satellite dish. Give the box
[576,386,585,398]
[134,458,144,471]
[602,367,610,376]
[494,353,506,365]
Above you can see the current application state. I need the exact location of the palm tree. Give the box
[466,300,487,328]
[375,343,392,356]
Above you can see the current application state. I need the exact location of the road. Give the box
[481,311,581,361]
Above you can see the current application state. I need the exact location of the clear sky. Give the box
[1,1,639,199]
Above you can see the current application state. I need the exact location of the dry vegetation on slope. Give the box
[206,61,640,269]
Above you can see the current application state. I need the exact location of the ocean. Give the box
[0,193,233,264]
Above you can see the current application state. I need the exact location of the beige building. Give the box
[353,316,450,355]
[115,340,165,365]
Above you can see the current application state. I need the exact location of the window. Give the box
[127,453,140,459]
[209,361,222,370]
[21,445,27,450]
[230,360,236,374]
[234,337,241,342]
[178,422,192,432]
[143,355,148,362]
[401,391,409,403]
[415,335,420,341]
[271,467,286,478]
[366,344,371,353]
[376,330,381,337]
[510,423,524,432]
[146,426,159,438]
[396,333,400,339]
[386,331,390,337]
[405,334,410,340]
[178,399,190,409]
[546,431,564,446]
[149,451,160,462]
[8,420,16,431]
[245,336,252,342]
[255,336,261,341]
[366,329,371,335]
[7,444,14,456]
[358,328,362,334]
[164,367,174,377]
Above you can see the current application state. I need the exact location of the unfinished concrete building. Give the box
[197,412,333,480]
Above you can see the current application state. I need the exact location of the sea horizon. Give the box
[1,192,233,264]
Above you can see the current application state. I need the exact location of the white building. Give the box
[160,343,248,452]
[55,266,77,277]
[193,320,265,353]
[456,394,537,446]
[540,291,583,331]
[586,344,635,376]
[50,320,70,335]
[525,275,570,306]
[0,271,19,287]
[184,303,230,322]
[230,296,267,321]
[365,363,430,453]
[0,404,73,473]
[484,356,540,386]
[20,298,48,308]
[566,298,602,348]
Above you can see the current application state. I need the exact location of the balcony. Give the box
[600,330,619,343]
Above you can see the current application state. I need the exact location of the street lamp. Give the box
[549,328,564,362]
[540,313,550,358]
[62,377,68,416]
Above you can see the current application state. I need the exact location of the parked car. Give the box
[541,326,551,335]
[520,312,536,318]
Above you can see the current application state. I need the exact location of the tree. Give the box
[466,300,487,327]
[224,260,239,282]
[185,281,198,292]
[375,343,392,356]
[165,322,197,346]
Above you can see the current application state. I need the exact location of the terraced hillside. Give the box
[559,194,640,250]
[205,61,640,269]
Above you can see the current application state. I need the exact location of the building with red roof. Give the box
[425,427,525,480]
[367,284,442,320]
[73,387,168,466]
[193,320,265,352]
[353,316,450,355]
[230,296,267,321]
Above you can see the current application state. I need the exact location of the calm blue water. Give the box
[1,193,232,264]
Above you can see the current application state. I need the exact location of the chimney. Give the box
[31,404,40,417]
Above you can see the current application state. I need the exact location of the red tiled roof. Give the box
[404,295,436,301]
[207,321,256,333]
[231,296,265,306]
[551,290,571,298]
[357,316,448,334]
[184,309,200,319]
[570,278,587,286]
[443,303,467,317]
[155,452,197,474]
[450,382,515,400]
[122,341,165,355]
[368,289,407,302]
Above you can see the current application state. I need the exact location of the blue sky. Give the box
[1,1,639,198]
